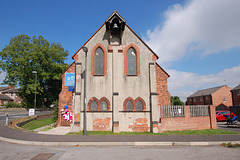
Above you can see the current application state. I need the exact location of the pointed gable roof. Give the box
[105,10,126,24]
[72,10,159,60]
[232,84,240,91]
[188,85,225,98]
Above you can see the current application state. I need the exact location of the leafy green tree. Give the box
[170,96,184,105]
[0,34,69,108]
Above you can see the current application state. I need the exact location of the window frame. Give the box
[124,43,140,76]
[91,43,107,76]
[123,97,146,112]
[237,91,240,96]
[87,97,111,112]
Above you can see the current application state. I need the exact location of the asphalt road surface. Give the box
[0,141,239,160]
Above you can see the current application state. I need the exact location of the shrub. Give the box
[2,102,25,108]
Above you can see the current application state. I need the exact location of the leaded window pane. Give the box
[126,101,133,111]
[127,47,137,75]
[136,100,143,111]
[100,100,108,111]
[90,101,98,111]
[94,47,104,75]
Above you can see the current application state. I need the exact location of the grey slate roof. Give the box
[0,94,13,100]
[188,86,225,98]
[231,84,240,91]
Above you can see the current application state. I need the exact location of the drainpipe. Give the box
[148,62,154,132]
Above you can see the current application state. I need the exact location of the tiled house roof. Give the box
[188,86,225,98]
[1,88,19,93]
[0,87,9,91]
[231,84,240,91]
[0,94,13,100]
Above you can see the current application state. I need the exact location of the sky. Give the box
[0,0,240,101]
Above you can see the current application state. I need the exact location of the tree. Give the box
[0,34,69,108]
[170,96,184,105]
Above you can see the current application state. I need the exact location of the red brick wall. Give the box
[212,86,232,108]
[158,105,217,132]
[57,63,75,126]
[187,96,212,105]
[156,65,171,106]
[232,90,240,106]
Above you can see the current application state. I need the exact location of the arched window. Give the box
[91,43,107,76]
[90,101,98,111]
[88,97,110,111]
[94,47,104,75]
[136,100,143,111]
[126,100,133,111]
[123,97,146,111]
[127,47,137,75]
[124,43,140,76]
[100,100,108,111]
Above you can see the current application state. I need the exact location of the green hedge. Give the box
[1,102,25,108]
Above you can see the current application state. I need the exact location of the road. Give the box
[0,141,239,160]
[0,110,239,159]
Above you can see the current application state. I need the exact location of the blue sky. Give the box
[1,0,240,101]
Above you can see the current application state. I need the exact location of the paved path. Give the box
[0,111,240,146]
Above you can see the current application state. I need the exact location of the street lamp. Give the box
[32,71,37,114]
[82,46,88,136]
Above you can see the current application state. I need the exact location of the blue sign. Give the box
[65,73,75,86]
[68,86,75,91]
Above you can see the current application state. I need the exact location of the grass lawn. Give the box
[39,126,54,131]
[21,117,55,130]
[67,129,239,136]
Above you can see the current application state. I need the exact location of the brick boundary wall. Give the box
[157,105,217,133]
[57,63,75,127]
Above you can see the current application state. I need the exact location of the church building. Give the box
[58,11,171,133]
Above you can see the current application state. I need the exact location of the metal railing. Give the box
[189,105,209,117]
[160,105,185,118]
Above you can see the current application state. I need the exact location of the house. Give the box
[187,85,232,110]
[231,84,240,106]
[0,86,21,105]
[57,11,171,132]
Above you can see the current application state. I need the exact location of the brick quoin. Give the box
[57,63,75,126]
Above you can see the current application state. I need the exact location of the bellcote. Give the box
[105,10,126,45]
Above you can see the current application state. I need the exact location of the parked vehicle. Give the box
[216,110,236,122]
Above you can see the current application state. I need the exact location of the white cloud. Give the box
[168,65,240,101]
[145,0,240,65]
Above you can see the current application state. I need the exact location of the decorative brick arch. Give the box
[135,97,146,111]
[88,97,111,111]
[91,43,107,76]
[87,97,98,111]
[99,97,111,111]
[123,43,140,76]
[123,97,146,111]
[123,97,135,111]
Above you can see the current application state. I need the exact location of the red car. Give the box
[216,110,236,122]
